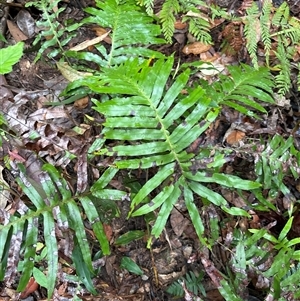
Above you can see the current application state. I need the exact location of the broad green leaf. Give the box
[79,196,110,255]
[120,257,143,276]
[115,230,145,245]
[130,163,174,212]
[33,267,48,289]
[91,189,128,200]
[0,42,24,74]
[132,185,174,216]
[151,183,181,238]
[184,185,206,246]
[188,181,227,207]
[72,242,97,295]
[278,216,293,242]
[43,212,58,298]
[221,206,250,217]
[67,200,93,271]
[17,218,38,292]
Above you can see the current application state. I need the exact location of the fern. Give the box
[274,40,293,95]
[260,0,272,63]
[202,64,274,118]
[0,162,124,298]
[67,0,165,68]
[135,0,154,15]
[25,0,75,62]
[166,271,206,297]
[182,15,212,44]
[244,3,260,69]
[255,135,300,211]
[79,56,263,246]
[159,0,180,43]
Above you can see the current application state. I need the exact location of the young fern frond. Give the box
[0,163,123,298]
[272,2,289,27]
[244,3,260,69]
[135,0,154,14]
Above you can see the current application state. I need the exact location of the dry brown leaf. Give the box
[7,20,28,41]
[225,129,245,145]
[20,277,39,298]
[92,26,112,44]
[174,20,187,30]
[70,30,111,51]
[170,207,190,236]
[182,42,211,55]
[74,96,89,109]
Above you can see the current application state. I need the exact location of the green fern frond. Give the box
[25,0,74,62]
[244,3,260,69]
[0,162,124,298]
[135,0,154,15]
[80,56,260,243]
[182,15,212,44]
[70,0,165,67]
[274,41,292,95]
[166,271,206,297]
[272,2,289,27]
[159,0,180,43]
[260,0,272,63]
[205,64,274,118]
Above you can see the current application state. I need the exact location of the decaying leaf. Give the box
[182,42,211,55]
[56,62,93,82]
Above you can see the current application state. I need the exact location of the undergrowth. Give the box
[1,0,300,300]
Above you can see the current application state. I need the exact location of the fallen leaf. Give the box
[182,42,211,55]
[174,20,187,30]
[70,30,111,51]
[20,277,39,298]
[7,20,28,41]
[56,62,93,82]
[224,129,245,145]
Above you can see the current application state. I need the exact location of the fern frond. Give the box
[25,0,74,62]
[80,56,260,242]
[244,3,260,69]
[0,162,124,298]
[274,41,292,95]
[206,64,274,118]
[135,0,154,15]
[159,0,180,43]
[75,0,165,67]
[260,0,272,63]
[272,2,289,27]
[182,15,212,44]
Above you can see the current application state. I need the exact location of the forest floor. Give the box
[1,0,300,300]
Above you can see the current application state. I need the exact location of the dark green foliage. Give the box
[166,271,206,297]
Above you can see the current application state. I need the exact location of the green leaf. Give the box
[67,200,93,272]
[17,218,38,292]
[115,230,145,245]
[33,267,48,289]
[120,257,144,275]
[132,185,174,216]
[278,216,293,242]
[43,212,58,298]
[151,182,181,238]
[0,42,24,74]
[72,242,97,295]
[79,196,110,255]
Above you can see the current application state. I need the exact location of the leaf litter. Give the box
[1,0,300,300]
